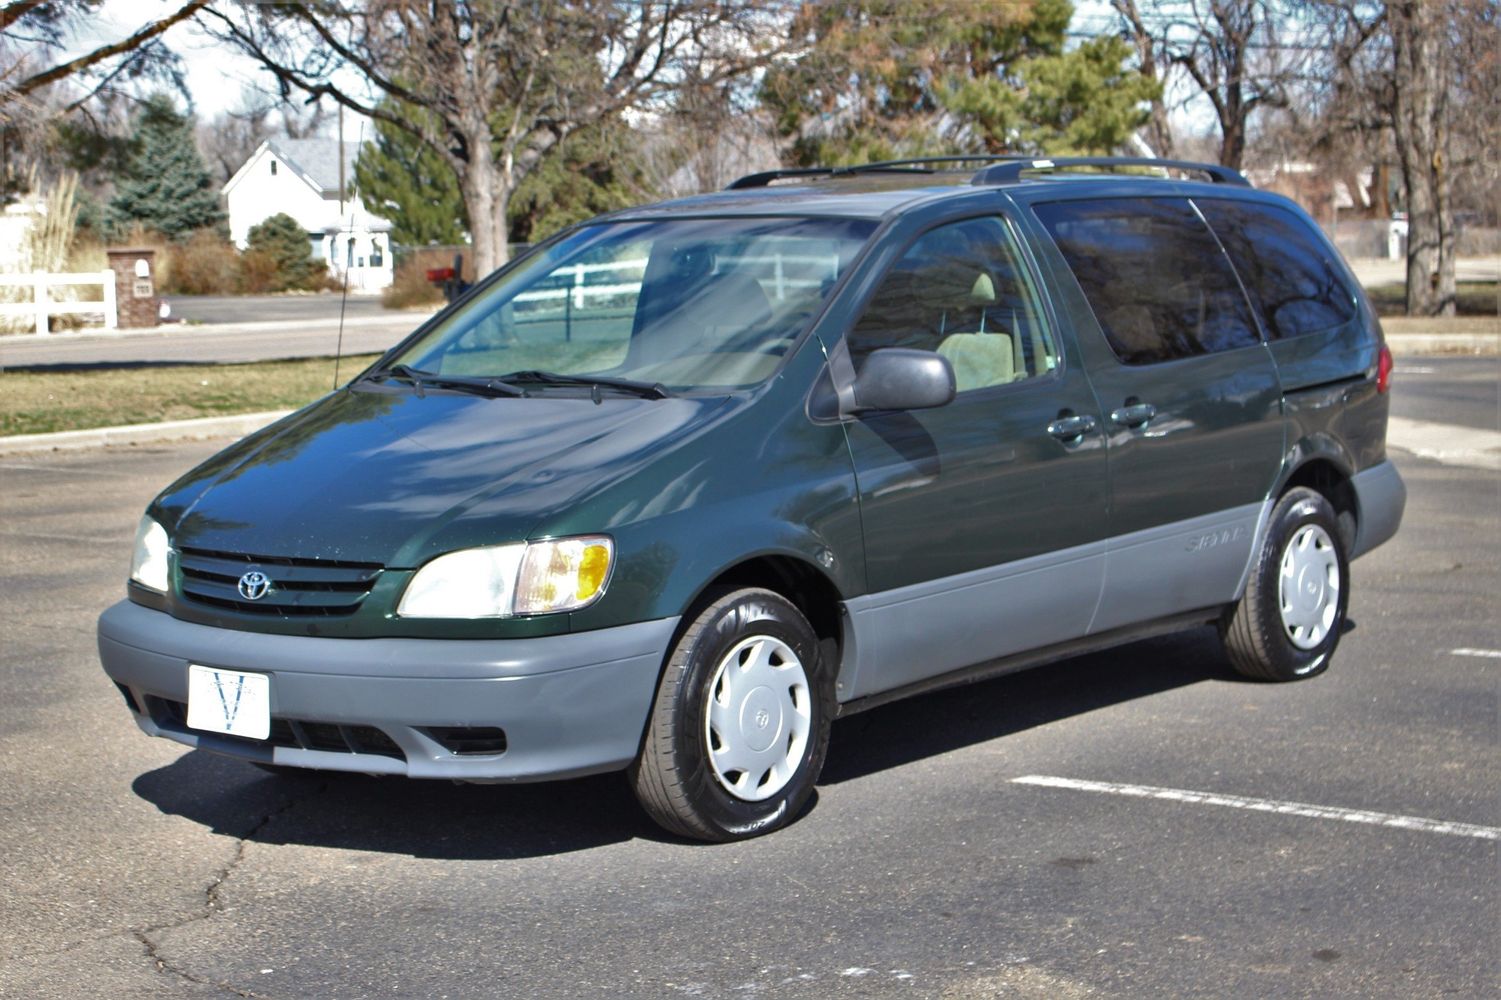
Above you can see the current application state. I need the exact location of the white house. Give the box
[222,139,394,292]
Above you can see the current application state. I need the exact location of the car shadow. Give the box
[132,754,659,860]
[131,624,1295,856]
[821,625,1245,785]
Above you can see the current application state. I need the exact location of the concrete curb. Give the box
[1385,332,1499,356]
[0,333,1494,456]
[0,410,291,456]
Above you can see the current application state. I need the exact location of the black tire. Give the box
[1222,487,1350,681]
[631,588,834,841]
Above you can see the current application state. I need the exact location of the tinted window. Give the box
[1197,199,1357,339]
[848,216,1059,393]
[1034,198,1260,365]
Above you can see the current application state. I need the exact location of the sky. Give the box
[63,1,371,141]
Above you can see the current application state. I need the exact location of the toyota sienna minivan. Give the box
[99,157,1405,840]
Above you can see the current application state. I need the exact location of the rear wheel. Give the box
[1222,487,1349,681]
[631,588,833,841]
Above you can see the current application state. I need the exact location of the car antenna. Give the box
[333,120,365,391]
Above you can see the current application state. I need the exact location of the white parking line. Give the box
[1011,775,1500,841]
[1451,648,1501,659]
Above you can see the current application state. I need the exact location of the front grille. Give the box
[176,546,383,617]
[148,697,405,761]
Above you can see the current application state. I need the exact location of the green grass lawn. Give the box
[0,355,378,437]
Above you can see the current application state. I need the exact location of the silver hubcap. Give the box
[704,635,811,802]
[1278,524,1340,650]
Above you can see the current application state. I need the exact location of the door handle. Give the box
[1110,402,1157,428]
[1047,413,1098,441]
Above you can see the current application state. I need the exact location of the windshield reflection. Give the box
[387,217,874,393]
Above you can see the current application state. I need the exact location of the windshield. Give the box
[382,217,875,393]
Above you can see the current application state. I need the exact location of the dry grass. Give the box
[1365,281,1498,317]
[0,354,378,437]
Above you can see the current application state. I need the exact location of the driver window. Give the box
[848,216,1057,393]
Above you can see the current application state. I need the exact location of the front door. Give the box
[835,214,1110,701]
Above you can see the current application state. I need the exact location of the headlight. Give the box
[398,536,613,618]
[130,516,170,592]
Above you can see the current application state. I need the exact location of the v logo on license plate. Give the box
[187,665,271,740]
[213,672,245,729]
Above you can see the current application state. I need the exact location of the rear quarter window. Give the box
[1196,199,1358,340]
[1033,197,1261,365]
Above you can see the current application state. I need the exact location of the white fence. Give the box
[512,253,842,312]
[0,271,116,335]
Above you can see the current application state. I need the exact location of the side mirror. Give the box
[851,348,956,413]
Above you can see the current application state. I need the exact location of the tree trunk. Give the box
[455,137,511,277]
[1390,1,1456,316]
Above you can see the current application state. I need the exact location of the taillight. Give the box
[1376,344,1393,394]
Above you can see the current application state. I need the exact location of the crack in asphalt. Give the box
[127,780,328,997]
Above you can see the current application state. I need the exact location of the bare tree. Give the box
[196,92,331,186]
[1,0,206,114]
[1387,2,1453,314]
[1109,0,1176,157]
[1107,1,1313,170]
[201,1,792,273]
[1312,0,1493,315]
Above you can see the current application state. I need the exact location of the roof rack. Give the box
[970,157,1249,187]
[726,155,1034,190]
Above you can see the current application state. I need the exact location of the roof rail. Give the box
[971,157,1250,187]
[726,155,1034,190]
[725,168,840,190]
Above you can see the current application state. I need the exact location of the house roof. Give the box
[222,138,361,199]
[267,139,362,197]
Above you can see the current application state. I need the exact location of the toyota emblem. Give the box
[237,570,272,601]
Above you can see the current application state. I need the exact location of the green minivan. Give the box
[99,157,1405,840]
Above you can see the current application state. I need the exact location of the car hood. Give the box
[155,385,733,566]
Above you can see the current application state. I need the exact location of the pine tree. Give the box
[355,98,641,251]
[107,93,226,240]
[353,102,466,247]
[761,0,1158,164]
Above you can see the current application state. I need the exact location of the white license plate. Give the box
[186,665,271,740]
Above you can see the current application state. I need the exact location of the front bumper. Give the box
[98,600,678,781]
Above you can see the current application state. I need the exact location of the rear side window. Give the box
[1196,199,1357,339]
[1034,198,1260,365]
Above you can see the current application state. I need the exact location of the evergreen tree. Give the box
[355,97,642,251]
[761,0,1157,164]
[107,93,226,240]
[354,102,466,247]
[244,212,324,292]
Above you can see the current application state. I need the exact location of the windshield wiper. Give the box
[363,365,525,398]
[500,370,671,400]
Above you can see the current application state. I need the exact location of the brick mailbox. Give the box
[105,248,160,328]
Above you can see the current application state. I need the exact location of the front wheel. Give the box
[631,588,834,841]
[1221,487,1350,681]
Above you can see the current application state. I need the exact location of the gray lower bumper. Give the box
[1350,459,1406,559]
[97,600,678,781]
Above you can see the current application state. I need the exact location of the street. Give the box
[0,358,1495,999]
[0,295,435,369]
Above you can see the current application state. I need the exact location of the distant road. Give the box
[165,293,394,325]
[0,294,439,369]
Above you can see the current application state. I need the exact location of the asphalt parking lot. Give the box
[0,357,1495,999]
